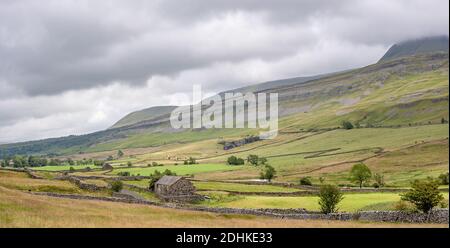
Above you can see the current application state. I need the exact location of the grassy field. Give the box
[111,163,244,176]
[0,170,110,196]
[1,186,446,228]
[193,181,301,193]
[199,192,450,212]
[32,164,96,171]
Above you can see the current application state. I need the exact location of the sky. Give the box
[0,0,448,143]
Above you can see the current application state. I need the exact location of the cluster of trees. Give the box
[226,155,275,181]
[184,157,197,165]
[1,155,50,168]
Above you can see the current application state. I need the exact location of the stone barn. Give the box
[102,163,113,171]
[154,176,202,202]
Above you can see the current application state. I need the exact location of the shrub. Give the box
[299,177,312,186]
[373,173,385,188]
[438,172,449,185]
[69,167,75,172]
[117,171,130,177]
[350,163,372,188]
[318,185,344,214]
[319,177,325,184]
[227,156,245,165]
[341,120,354,130]
[184,157,197,165]
[393,200,415,212]
[127,161,132,167]
[401,178,444,213]
[111,181,123,192]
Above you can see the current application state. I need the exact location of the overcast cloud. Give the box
[0,0,448,143]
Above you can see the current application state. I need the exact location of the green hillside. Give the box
[0,50,448,158]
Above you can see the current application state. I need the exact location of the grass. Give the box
[193,181,301,193]
[1,186,446,227]
[111,163,244,176]
[199,192,450,212]
[32,164,97,171]
[0,170,110,196]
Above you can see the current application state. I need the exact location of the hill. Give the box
[0,41,448,158]
[380,35,449,62]
[110,106,177,129]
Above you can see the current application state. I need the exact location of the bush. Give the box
[393,200,415,212]
[69,167,75,172]
[318,185,343,214]
[401,178,444,213]
[373,173,385,188]
[117,171,130,177]
[184,157,197,165]
[438,172,449,185]
[341,120,354,130]
[300,177,312,186]
[227,156,245,165]
[111,181,123,192]
[127,161,132,167]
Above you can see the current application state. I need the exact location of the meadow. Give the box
[199,192,450,212]
[111,163,244,176]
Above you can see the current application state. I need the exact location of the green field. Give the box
[199,192,450,212]
[112,163,244,176]
[32,164,97,171]
[193,181,301,193]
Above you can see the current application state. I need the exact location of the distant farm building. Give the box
[154,176,202,202]
[102,163,113,170]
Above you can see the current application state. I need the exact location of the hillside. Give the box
[0,45,448,158]
[380,35,449,62]
[110,106,177,129]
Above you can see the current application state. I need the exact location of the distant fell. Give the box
[380,35,449,62]
[110,105,177,129]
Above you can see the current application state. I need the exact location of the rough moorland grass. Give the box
[0,186,446,228]
[112,163,244,176]
[199,192,450,212]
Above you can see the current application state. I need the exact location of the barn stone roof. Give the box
[155,175,183,186]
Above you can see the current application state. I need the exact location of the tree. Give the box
[127,161,132,167]
[227,156,245,165]
[107,155,114,161]
[341,120,354,130]
[373,173,385,188]
[441,118,448,124]
[260,165,276,182]
[184,157,197,165]
[111,181,123,192]
[117,150,124,158]
[401,178,444,213]
[247,155,259,166]
[350,163,372,188]
[318,184,344,214]
[319,177,325,184]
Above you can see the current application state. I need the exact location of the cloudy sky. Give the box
[0,0,448,143]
